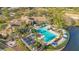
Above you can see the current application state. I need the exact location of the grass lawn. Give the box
[0,23,8,31]
[4,48,14,51]
[0,23,3,30]
[15,39,29,51]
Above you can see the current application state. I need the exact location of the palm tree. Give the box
[0,38,7,49]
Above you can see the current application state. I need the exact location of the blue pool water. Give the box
[37,27,57,43]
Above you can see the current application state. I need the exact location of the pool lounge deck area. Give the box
[36,26,61,45]
[21,34,43,51]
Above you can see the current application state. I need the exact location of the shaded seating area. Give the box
[23,37,35,45]
[51,42,57,47]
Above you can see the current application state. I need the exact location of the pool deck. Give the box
[36,26,60,45]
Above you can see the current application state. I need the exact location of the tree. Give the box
[0,38,7,49]
[46,8,66,28]
[1,8,11,20]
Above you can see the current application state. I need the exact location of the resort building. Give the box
[21,17,68,50]
[29,16,47,22]
[64,13,79,26]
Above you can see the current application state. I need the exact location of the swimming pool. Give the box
[37,27,57,43]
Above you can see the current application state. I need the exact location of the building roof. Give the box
[64,13,79,20]
[29,16,47,22]
[10,19,22,26]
